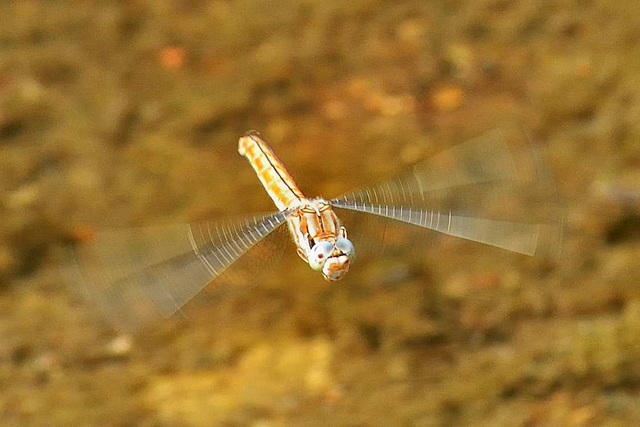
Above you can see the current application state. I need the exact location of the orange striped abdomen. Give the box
[238,132,305,211]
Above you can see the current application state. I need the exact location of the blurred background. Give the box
[1,0,640,425]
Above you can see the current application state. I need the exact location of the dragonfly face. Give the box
[321,238,355,281]
[308,237,352,281]
[310,230,356,282]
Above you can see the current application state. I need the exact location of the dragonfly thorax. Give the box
[286,198,355,281]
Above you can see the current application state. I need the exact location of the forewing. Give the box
[331,129,563,259]
[64,211,287,332]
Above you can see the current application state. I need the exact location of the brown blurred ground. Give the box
[1,0,640,425]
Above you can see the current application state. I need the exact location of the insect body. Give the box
[238,132,354,281]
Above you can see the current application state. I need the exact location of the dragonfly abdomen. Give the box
[238,132,305,211]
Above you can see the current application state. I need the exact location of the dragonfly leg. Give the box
[296,247,308,261]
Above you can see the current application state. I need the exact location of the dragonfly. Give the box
[67,130,563,331]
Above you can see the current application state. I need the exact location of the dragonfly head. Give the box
[307,237,355,281]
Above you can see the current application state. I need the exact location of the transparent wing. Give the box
[330,129,563,259]
[64,211,287,332]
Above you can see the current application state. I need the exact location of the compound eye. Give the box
[335,237,355,260]
[309,241,334,270]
